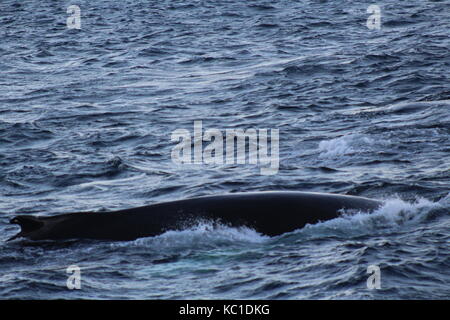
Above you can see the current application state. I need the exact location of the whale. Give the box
[8,191,382,242]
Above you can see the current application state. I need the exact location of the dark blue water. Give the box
[1,0,449,299]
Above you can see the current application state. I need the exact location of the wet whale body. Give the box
[9,192,382,242]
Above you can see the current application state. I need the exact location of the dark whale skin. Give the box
[9,192,382,241]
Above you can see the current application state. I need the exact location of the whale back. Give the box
[9,192,382,241]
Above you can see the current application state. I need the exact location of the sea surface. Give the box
[0,0,449,299]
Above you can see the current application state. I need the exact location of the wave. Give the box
[284,195,446,241]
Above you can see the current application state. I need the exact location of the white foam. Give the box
[112,222,269,249]
[349,196,440,225]
[318,134,375,158]
[298,195,443,238]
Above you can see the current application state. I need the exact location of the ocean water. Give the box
[0,0,449,299]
